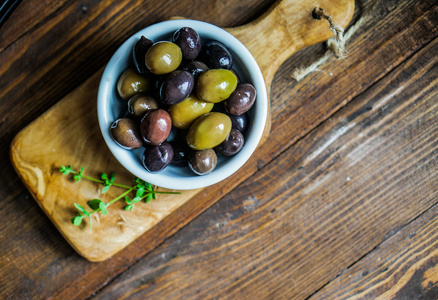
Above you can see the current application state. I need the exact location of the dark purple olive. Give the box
[142,142,174,173]
[198,41,233,69]
[188,149,217,175]
[224,83,256,115]
[229,112,249,133]
[172,27,201,61]
[110,118,143,150]
[133,36,154,74]
[160,70,194,105]
[182,61,209,80]
[215,129,244,156]
[170,140,190,167]
[140,109,172,146]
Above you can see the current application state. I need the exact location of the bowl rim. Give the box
[97,19,268,190]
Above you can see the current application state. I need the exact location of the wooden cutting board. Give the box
[10,0,354,262]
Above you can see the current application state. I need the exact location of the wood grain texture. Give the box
[92,36,438,300]
[226,0,355,89]
[0,0,437,299]
[310,204,438,299]
[10,71,202,261]
[225,0,354,140]
[0,0,68,52]
[0,0,277,171]
[9,0,354,262]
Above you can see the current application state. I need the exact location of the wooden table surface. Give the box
[1,0,437,299]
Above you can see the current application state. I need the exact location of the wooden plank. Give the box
[309,204,438,299]
[8,0,354,262]
[91,37,438,299]
[0,0,436,299]
[0,0,68,52]
[0,0,276,136]
[9,70,204,262]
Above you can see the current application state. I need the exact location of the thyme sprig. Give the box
[59,165,180,228]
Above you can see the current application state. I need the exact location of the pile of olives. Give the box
[110,27,256,176]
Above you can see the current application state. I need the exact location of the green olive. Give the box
[196,69,238,103]
[169,94,214,129]
[117,68,150,100]
[145,41,182,75]
[186,112,232,150]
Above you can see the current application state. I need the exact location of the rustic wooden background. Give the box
[0,0,437,299]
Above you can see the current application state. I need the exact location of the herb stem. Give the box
[112,182,135,189]
[61,165,182,228]
[107,187,135,207]
[69,169,137,190]
[80,175,105,184]
[152,191,182,195]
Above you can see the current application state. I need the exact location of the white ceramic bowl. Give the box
[97,19,267,190]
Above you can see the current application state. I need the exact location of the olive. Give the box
[186,112,232,150]
[198,41,232,69]
[215,129,244,156]
[224,83,256,115]
[182,61,209,80]
[145,41,182,75]
[169,94,214,129]
[110,118,143,150]
[231,69,240,83]
[140,109,172,146]
[142,142,174,173]
[128,94,159,118]
[133,36,154,74]
[172,27,201,61]
[188,149,217,175]
[117,68,150,100]
[196,69,238,103]
[160,70,194,105]
[229,112,249,133]
[170,140,190,167]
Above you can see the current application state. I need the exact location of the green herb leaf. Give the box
[102,184,111,194]
[145,194,153,203]
[99,201,107,215]
[72,216,83,226]
[88,199,103,210]
[136,187,145,198]
[132,196,142,203]
[62,163,180,228]
[74,203,87,213]
[60,165,74,175]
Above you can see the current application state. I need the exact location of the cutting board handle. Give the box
[225,0,355,91]
[225,0,354,140]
